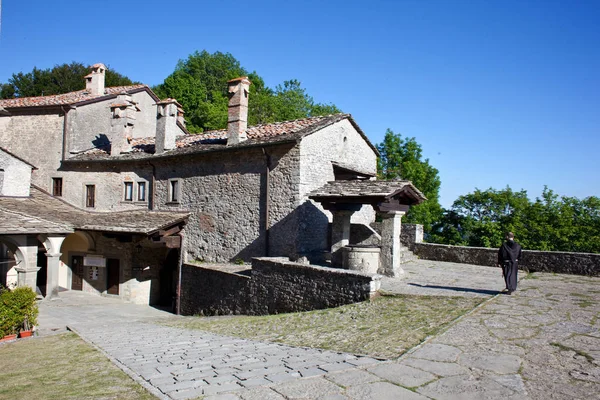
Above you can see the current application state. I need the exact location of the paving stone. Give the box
[343,356,380,367]
[409,343,462,362]
[202,382,243,396]
[490,374,528,393]
[238,387,286,400]
[238,377,271,388]
[345,381,430,400]
[417,374,517,400]
[265,372,301,383]
[317,362,354,373]
[459,352,522,374]
[368,363,436,388]
[203,394,242,400]
[271,376,343,399]
[168,387,205,400]
[325,369,381,387]
[403,358,470,377]
[299,367,327,378]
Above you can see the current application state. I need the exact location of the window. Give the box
[52,177,63,197]
[169,179,180,203]
[124,182,133,201]
[85,185,95,208]
[137,181,146,202]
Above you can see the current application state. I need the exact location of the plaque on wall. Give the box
[84,255,106,267]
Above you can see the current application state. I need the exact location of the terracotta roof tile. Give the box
[0,85,147,108]
[71,114,357,161]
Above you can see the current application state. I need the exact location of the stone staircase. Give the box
[399,245,419,264]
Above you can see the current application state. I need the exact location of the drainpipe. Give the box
[60,106,69,161]
[262,148,271,257]
[175,231,184,315]
[148,162,156,210]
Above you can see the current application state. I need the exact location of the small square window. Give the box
[52,178,63,197]
[85,185,95,208]
[124,182,133,201]
[138,182,146,202]
[169,179,180,203]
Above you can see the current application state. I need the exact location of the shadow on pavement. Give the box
[407,283,502,296]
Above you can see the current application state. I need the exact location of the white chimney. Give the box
[155,98,181,154]
[85,63,106,96]
[227,77,251,145]
[110,93,137,156]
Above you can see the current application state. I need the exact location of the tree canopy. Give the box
[0,62,135,99]
[376,129,443,232]
[430,186,600,253]
[153,50,340,133]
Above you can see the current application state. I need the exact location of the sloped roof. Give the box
[0,186,189,235]
[309,180,427,206]
[0,146,37,169]
[0,85,149,109]
[67,113,379,162]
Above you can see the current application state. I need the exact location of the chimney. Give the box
[227,77,251,145]
[85,63,106,96]
[155,98,181,154]
[109,93,137,156]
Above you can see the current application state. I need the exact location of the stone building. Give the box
[0,64,402,309]
[0,65,427,314]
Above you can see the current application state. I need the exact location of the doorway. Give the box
[158,250,179,310]
[107,258,120,295]
[71,255,83,291]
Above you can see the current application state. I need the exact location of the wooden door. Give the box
[107,258,120,295]
[71,255,83,291]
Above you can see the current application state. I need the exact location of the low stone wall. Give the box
[180,257,381,316]
[413,243,600,276]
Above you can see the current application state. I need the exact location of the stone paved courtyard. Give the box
[36,260,600,399]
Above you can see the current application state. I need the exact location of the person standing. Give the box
[497,232,522,294]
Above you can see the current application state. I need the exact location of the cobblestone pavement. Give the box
[37,262,600,399]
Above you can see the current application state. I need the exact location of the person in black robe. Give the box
[497,232,522,294]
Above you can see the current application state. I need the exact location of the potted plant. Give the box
[0,287,18,341]
[0,286,38,340]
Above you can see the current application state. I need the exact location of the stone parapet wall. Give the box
[412,242,600,276]
[179,257,380,316]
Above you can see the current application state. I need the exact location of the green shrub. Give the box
[0,286,38,336]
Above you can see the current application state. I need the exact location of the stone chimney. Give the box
[227,77,251,145]
[110,93,137,156]
[155,98,181,154]
[85,63,106,96]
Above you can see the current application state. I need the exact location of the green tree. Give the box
[430,186,600,253]
[431,187,529,248]
[0,62,135,98]
[154,50,340,132]
[376,129,442,232]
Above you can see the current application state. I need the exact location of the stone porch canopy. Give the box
[309,180,426,277]
[0,185,189,297]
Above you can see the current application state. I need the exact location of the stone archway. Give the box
[0,238,19,289]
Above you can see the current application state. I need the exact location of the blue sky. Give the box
[1,0,598,207]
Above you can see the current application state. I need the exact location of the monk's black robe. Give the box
[498,240,522,292]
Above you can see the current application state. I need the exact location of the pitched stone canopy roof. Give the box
[0,85,148,108]
[66,113,379,162]
[0,186,189,235]
[309,180,427,207]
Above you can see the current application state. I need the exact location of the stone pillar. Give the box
[45,251,63,299]
[379,211,405,277]
[13,236,39,291]
[331,210,354,267]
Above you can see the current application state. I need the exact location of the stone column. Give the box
[379,211,405,277]
[43,235,66,299]
[13,236,40,291]
[331,210,354,267]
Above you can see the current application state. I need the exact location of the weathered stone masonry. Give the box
[179,257,381,316]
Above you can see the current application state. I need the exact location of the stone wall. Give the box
[0,148,33,196]
[412,242,600,276]
[179,257,380,316]
[297,119,378,259]
[0,110,64,190]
